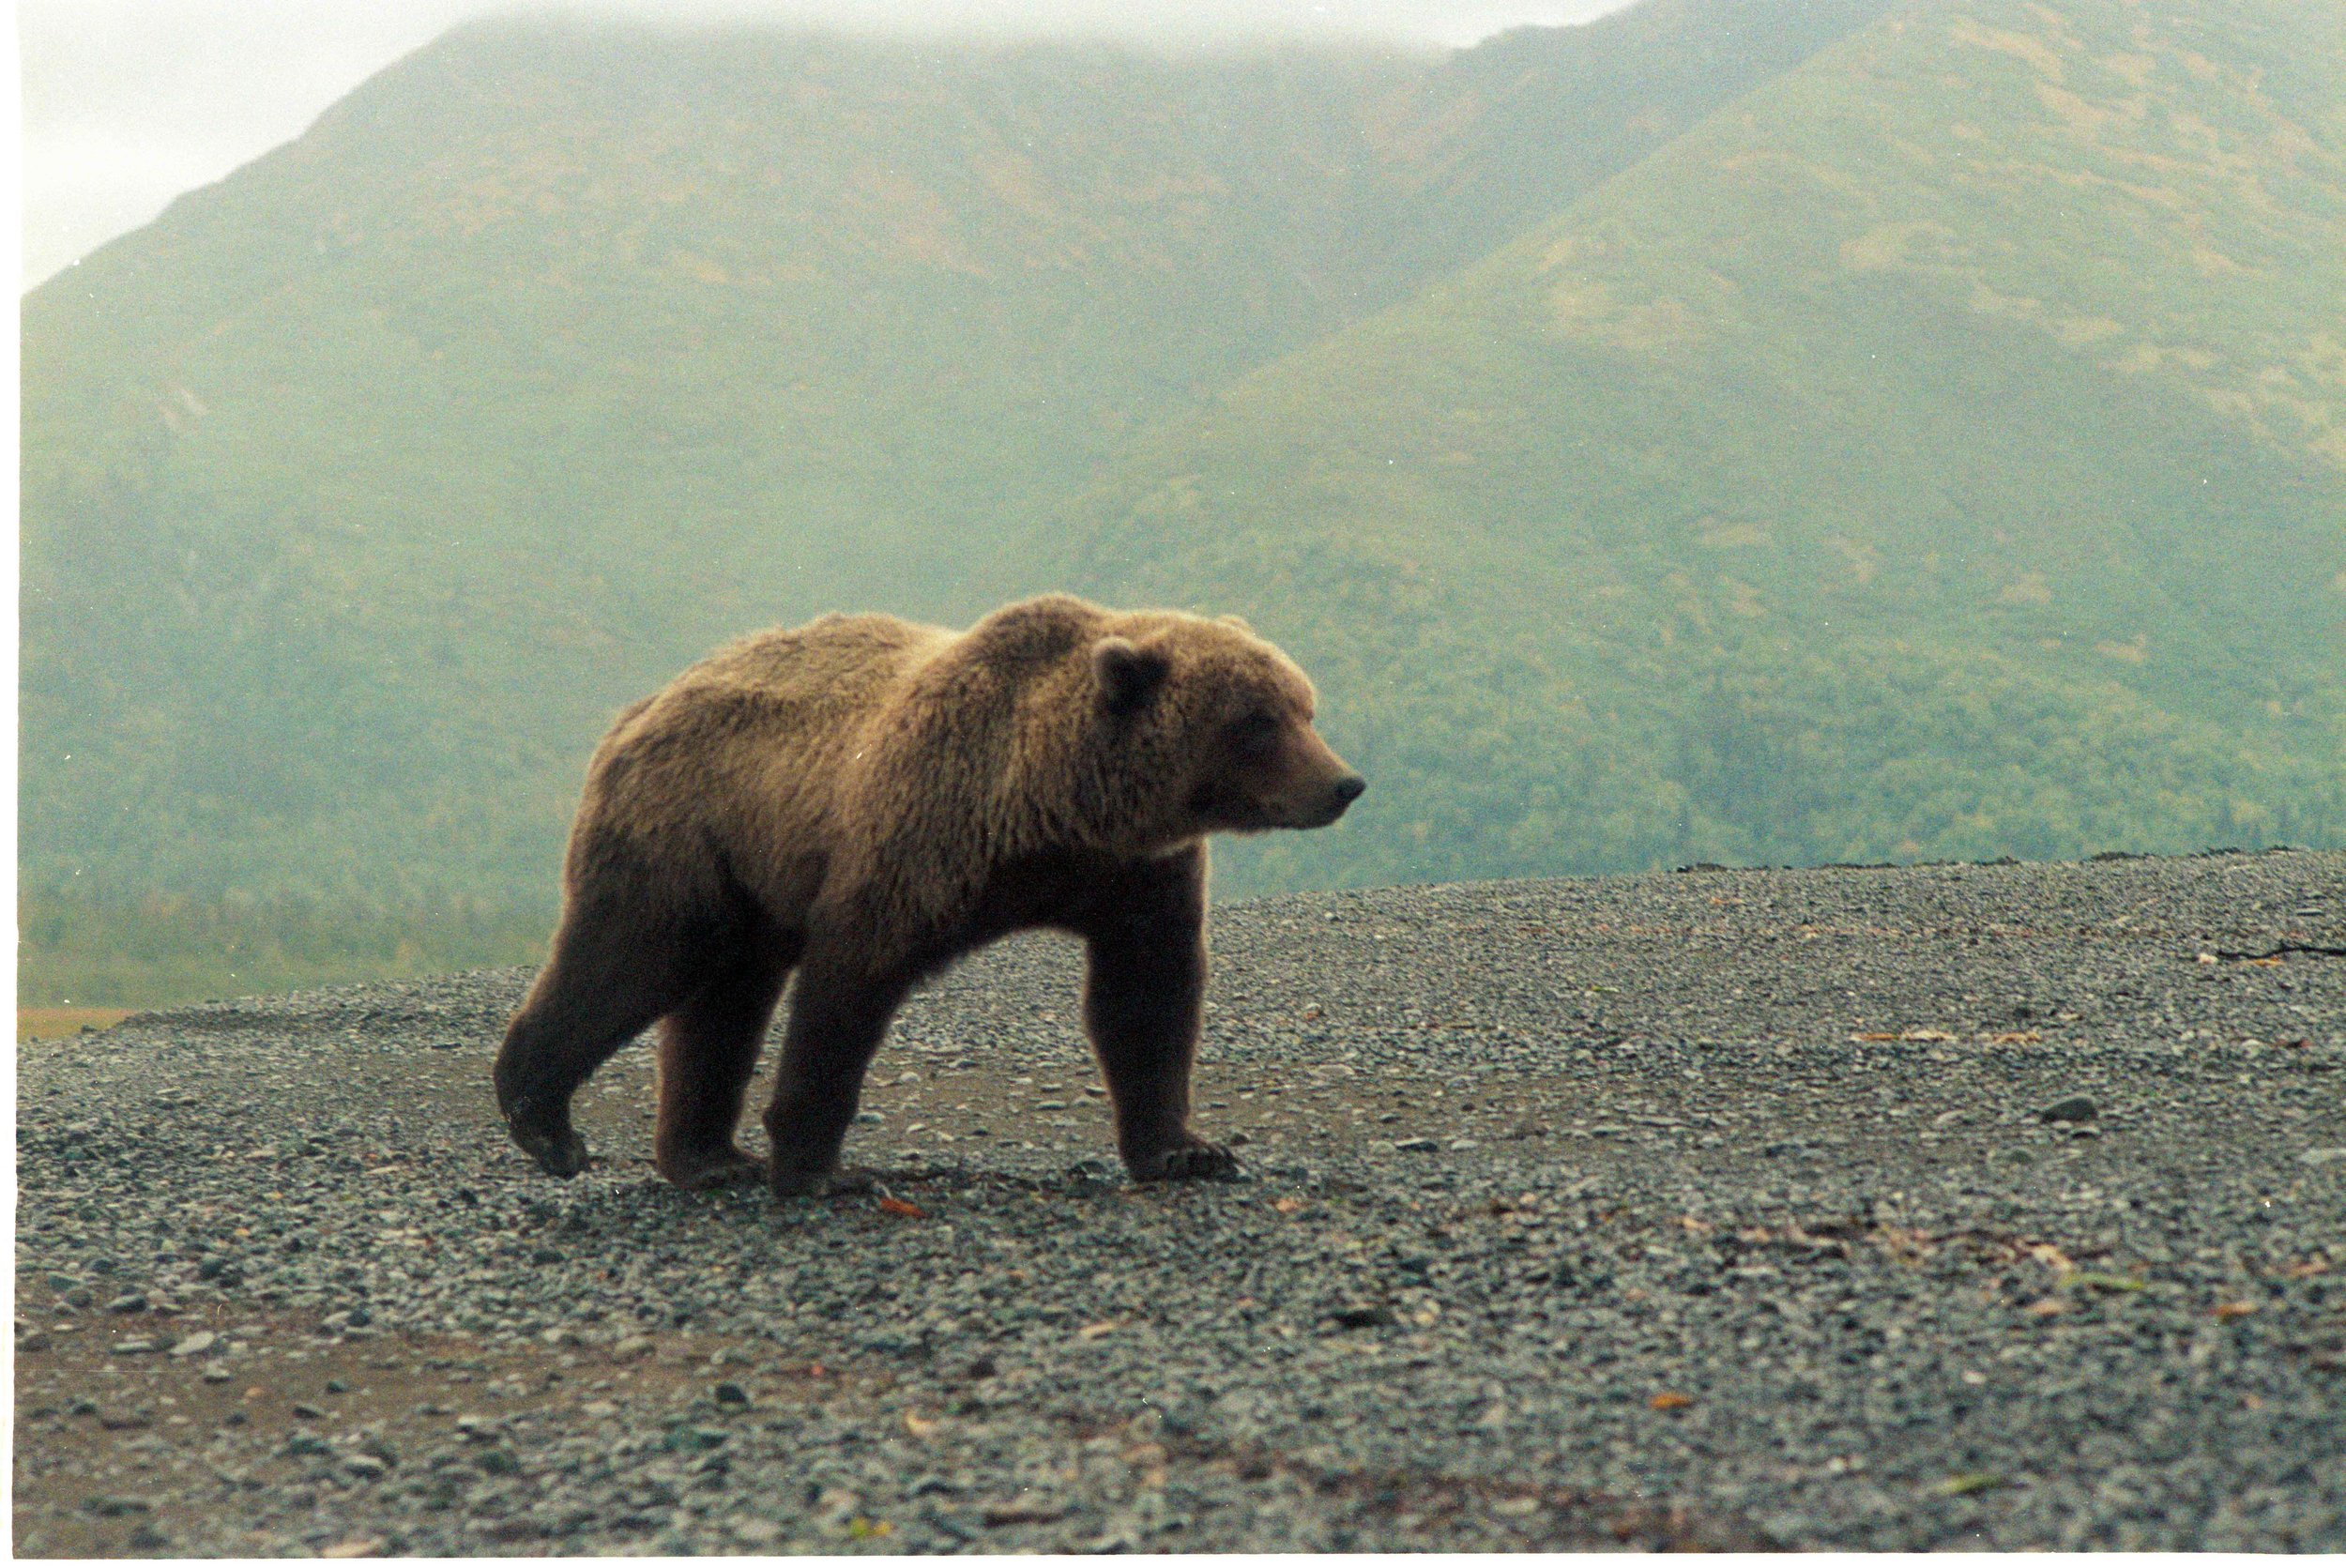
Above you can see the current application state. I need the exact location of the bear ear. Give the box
[1092,636,1170,719]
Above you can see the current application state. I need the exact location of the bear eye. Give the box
[1231,709,1280,751]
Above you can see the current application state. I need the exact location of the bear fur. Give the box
[493,593,1363,1198]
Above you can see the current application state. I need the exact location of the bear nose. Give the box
[1332,774,1366,806]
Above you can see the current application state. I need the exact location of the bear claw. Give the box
[510,1119,590,1179]
[660,1148,766,1191]
[767,1166,876,1199]
[768,1165,835,1198]
[1132,1140,1241,1182]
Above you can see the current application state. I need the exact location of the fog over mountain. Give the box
[20,0,1626,285]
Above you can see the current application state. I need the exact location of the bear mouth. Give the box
[1198,792,1339,833]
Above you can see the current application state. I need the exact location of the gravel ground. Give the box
[15,849,2346,1555]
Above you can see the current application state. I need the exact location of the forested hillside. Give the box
[20,0,2342,1004]
[1069,0,2346,893]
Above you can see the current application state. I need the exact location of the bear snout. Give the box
[1319,772,1365,822]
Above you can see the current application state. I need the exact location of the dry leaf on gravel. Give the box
[1934,1471,2005,1497]
[1650,1392,1694,1410]
[876,1196,927,1219]
[2063,1271,2145,1294]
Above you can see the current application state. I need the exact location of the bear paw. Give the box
[509,1116,590,1180]
[768,1164,836,1199]
[1130,1139,1241,1183]
[659,1146,766,1191]
[767,1165,877,1200]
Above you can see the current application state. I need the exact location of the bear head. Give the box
[1089,612,1363,844]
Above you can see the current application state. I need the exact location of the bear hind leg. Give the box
[654,939,796,1190]
[495,915,695,1179]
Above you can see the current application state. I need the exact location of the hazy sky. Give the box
[20,0,1631,289]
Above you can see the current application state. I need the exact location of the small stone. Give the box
[343,1454,389,1479]
[169,1331,218,1358]
[2038,1096,2097,1124]
[320,1539,384,1559]
[81,1495,152,1517]
[105,1292,148,1314]
[613,1335,654,1359]
[2300,1148,2346,1167]
[282,1433,335,1456]
[1326,1302,1392,1330]
[1392,1137,1438,1152]
[110,1339,156,1356]
[202,1364,235,1383]
[731,1518,785,1545]
[714,1381,750,1407]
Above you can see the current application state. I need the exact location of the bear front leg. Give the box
[1081,846,1236,1183]
[763,945,911,1198]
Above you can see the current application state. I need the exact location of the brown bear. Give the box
[492,593,1362,1198]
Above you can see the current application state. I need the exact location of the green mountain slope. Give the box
[1065,0,2346,894]
[21,3,1886,940]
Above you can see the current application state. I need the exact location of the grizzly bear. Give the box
[493,593,1363,1198]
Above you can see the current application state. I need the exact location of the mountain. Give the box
[22,0,2342,1006]
[1063,0,2346,895]
[19,1,1887,934]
